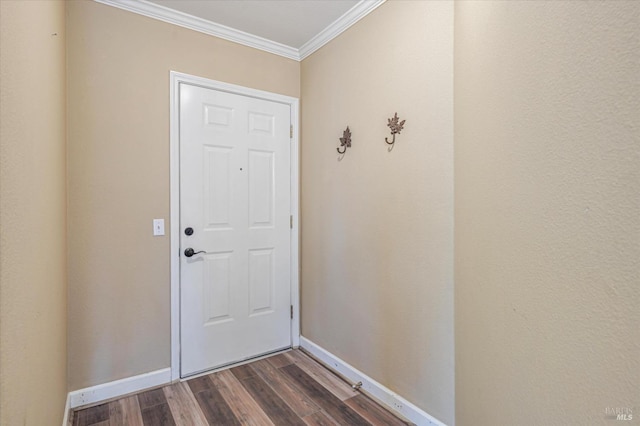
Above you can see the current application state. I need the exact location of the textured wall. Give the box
[455,1,640,425]
[66,0,300,390]
[0,1,68,424]
[301,1,454,424]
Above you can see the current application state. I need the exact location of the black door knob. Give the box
[184,227,194,236]
[184,248,206,258]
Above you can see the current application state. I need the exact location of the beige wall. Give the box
[0,1,68,424]
[301,1,454,424]
[66,0,300,390]
[455,2,640,425]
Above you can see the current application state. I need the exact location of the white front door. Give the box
[179,83,292,377]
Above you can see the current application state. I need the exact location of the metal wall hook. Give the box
[337,126,352,154]
[385,112,406,147]
[385,133,397,146]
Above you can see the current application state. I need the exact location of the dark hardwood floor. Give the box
[71,349,411,426]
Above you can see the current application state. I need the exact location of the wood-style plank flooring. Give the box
[71,349,411,426]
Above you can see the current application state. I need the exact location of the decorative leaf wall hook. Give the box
[337,126,352,154]
[385,112,406,147]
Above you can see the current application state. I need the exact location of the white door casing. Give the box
[170,72,300,380]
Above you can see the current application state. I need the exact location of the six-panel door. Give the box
[180,83,291,377]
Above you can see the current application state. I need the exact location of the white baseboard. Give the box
[68,368,172,409]
[62,392,71,426]
[299,337,447,426]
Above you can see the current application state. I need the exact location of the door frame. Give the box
[169,71,300,381]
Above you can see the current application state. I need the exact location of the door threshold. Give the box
[180,346,292,381]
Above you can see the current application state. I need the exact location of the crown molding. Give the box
[94,0,386,62]
[94,0,300,60]
[299,0,386,60]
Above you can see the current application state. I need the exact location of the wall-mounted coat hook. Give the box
[337,126,352,154]
[385,112,406,147]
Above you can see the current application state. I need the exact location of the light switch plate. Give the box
[153,219,165,236]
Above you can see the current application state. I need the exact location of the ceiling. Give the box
[147,0,359,48]
[97,0,385,60]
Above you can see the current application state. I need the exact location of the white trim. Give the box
[93,0,385,61]
[169,71,181,382]
[298,0,386,60]
[290,101,301,348]
[62,392,71,426]
[299,337,447,426]
[94,0,299,60]
[170,71,301,380]
[68,368,171,409]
